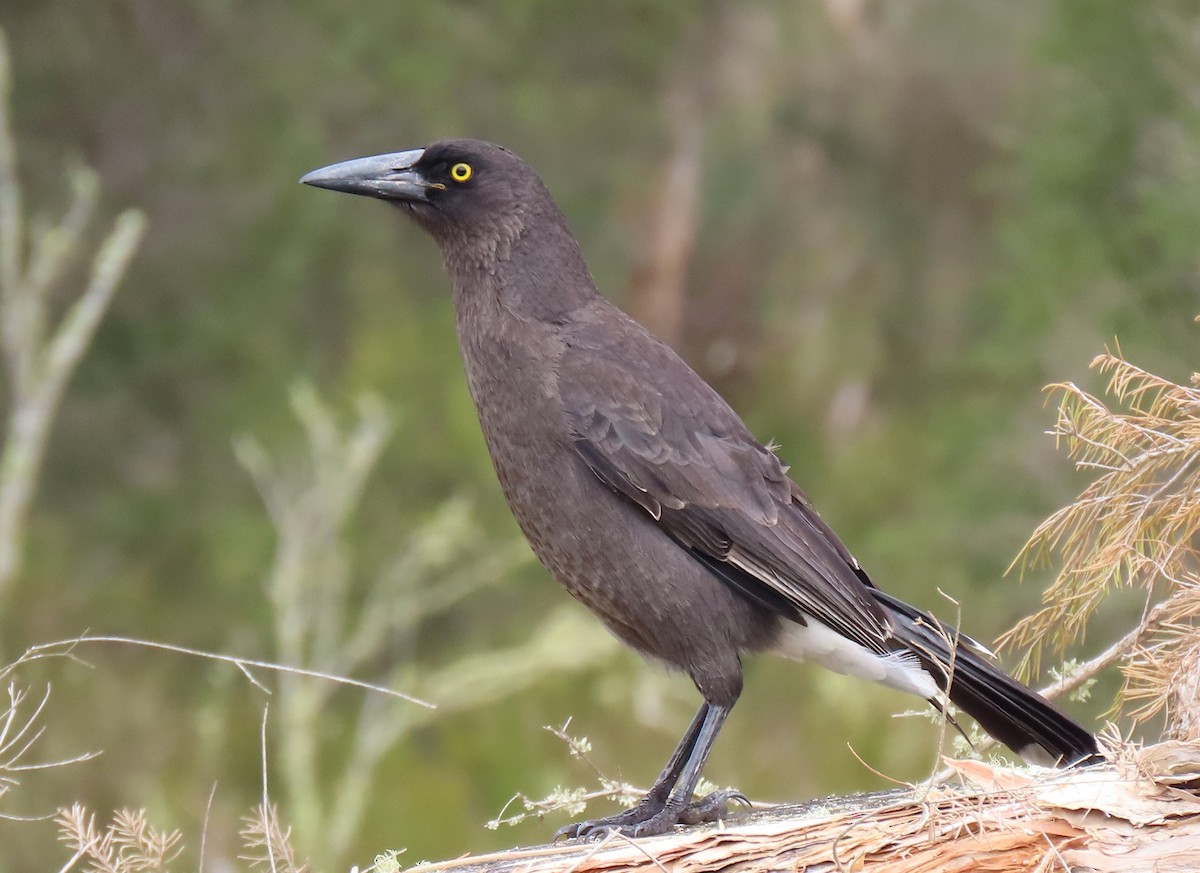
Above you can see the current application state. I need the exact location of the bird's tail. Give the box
[873,590,1100,766]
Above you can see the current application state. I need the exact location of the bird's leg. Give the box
[555,703,708,841]
[627,703,733,836]
[557,702,742,840]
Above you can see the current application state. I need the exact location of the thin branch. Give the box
[1038,599,1171,703]
[4,749,103,772]
[0,27,19,301]
[17,635,434,708]
[0,683,50,761]
[260,706,279,873]
[54,845,89,873]
[198,781,217,873]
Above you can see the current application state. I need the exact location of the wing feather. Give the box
[560,325,891,654]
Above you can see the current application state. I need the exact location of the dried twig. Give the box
[9,635,432,707]
[0,681,99,816]
[54,803,183,873]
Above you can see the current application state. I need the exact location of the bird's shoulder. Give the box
[558,305,791,525]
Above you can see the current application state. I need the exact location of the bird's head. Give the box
[303,138,596,317]
[301,139,547,250]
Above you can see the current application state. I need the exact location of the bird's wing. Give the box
[560,323,892,653]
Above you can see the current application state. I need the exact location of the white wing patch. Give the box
[772,617,939,700]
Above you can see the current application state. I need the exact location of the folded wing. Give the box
[560,325,892,656]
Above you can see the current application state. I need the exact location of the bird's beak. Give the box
[300,148,430,202]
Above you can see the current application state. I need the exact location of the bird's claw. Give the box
[555,821,624,843]
[554,796,670,841]
[554,812,654,842]
[556,789,750,840]
[678,789,752,825]
[552,822,587,842]
[578,824,621,843]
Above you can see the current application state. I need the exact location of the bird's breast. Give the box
[455,304,572,517]
[451,302,778,674]
[455,307,635,596]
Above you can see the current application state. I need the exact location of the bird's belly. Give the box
[482,409,774,670]
[459,329,772,697]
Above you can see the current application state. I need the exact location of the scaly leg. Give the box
[557,703,744,840]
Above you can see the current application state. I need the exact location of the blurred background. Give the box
[1,0,1198,870]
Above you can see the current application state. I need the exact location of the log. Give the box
[402,741,1200,873]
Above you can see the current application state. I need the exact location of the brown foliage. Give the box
[1001,340,1200,738]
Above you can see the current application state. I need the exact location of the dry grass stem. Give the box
[240,803,309,873]
[487,722,646,830]
[0,682,99,816]
[10,635,433,707]
[55,804,183,873]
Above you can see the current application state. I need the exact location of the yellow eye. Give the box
[450,162,473,183]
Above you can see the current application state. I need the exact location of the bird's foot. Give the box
[554,797,666,842]
[678,789,751,825]
[555,790,750,841]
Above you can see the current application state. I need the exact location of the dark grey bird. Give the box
[301,139,1099,839]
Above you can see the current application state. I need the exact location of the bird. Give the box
[301,139,1099,839]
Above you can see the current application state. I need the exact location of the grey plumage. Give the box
[302,139,1098,839]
